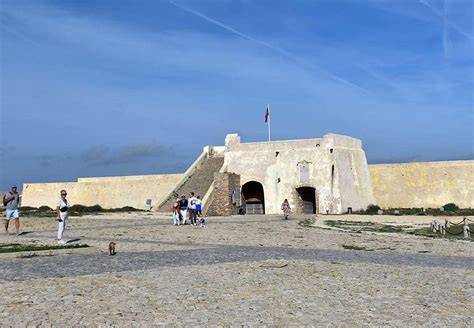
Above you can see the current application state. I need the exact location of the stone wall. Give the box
[291,188,307,215]
[21,134,471,215]
[369,160,474,209]
[206,173,241,216]
[223,133,374,214]
[21,174,183,210]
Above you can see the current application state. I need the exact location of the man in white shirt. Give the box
[188,192,197,226]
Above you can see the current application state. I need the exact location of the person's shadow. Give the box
[66,238,81,243]
[17,231,33,236]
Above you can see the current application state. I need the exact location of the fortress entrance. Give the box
[296,187,317,214]
[241,181,265,214]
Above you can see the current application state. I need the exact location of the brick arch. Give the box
[241,181,265,214]
[294,183,318,190]
[241,177,265,187]
[292,185,318,214]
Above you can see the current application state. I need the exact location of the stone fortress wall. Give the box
[223,133,375,214]
[20,133,474,213]
[21,174,182,210]
[369,160,473,209]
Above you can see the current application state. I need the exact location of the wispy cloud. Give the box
[168,0,373,95]
[418,0,473,40]
[80,143,166,167]
[34,153,73,168]
[0,145,16,158]
[1,0,472,189]
[0,23,41,46]
[441,0,449,59]
[80,145,111,164]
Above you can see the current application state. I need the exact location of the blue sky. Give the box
[0,0,473,190]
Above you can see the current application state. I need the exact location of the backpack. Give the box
[3,193,13,206]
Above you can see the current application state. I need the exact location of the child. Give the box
[195,196,202,216]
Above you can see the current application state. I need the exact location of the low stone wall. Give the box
[369,160,474,209]
[21,174,183,210]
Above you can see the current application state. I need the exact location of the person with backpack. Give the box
[3,185,20,235]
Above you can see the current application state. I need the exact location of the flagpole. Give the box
[267,104,271,141]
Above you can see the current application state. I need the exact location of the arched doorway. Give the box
[241,181,265,214]
[296,187,317,214]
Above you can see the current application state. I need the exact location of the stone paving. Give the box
[0,213,473,326]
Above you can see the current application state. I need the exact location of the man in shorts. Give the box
[3,185,20,235]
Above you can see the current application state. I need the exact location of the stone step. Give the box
[157,156,224,212]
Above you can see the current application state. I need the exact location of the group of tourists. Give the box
[3,186,69,244]
[3,186,290,244]
[172,191,206,227]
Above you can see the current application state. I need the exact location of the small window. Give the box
[330,148,333,153]
[275,151,279,157]
[299,162,310,183]
[316,144,320,147]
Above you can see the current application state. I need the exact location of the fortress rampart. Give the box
[369,160,473,209]
[21,174,182,210]
[20,134,474,213]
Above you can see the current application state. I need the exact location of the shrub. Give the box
[366,204,380,213]
[117,206,141,212]
[443,203,459,212]
[38,206,53,211]
[20,206,38,211]
[69,204,103,212]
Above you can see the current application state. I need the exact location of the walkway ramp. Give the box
[157,155,224,212]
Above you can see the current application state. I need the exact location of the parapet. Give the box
[225,133,241,151]
[224,133,362,152]
[322,134,363,149]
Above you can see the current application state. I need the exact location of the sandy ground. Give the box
[0,213,473,326]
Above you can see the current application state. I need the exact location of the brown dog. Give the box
[108,242,116,256]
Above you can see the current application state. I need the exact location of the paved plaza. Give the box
[0,214,473,326]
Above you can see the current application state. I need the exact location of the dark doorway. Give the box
[241,181,265,214]
[296,187,316,214]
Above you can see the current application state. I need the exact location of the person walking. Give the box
[281,199,291,220]
[179,195,188,225]
[3,185,20,235]
[188,192,197,226]
[56,190,69,244]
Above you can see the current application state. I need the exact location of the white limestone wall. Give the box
[22,174,183,210]
[223,133,374,214]
[370,160,474,209]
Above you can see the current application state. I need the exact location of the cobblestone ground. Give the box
[0,214,473,326]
